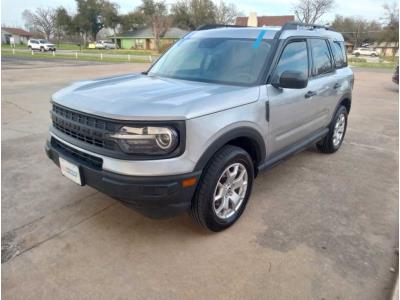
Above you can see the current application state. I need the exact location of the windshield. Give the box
[149,37,273,86]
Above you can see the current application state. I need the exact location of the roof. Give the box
[191,26,344,42]
[115,27,188,39]
[1,27,32,37]
[235,15,295,27]
[370,42,399,48]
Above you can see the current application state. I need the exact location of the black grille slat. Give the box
[51,137,103,169]
[52,104,112,150]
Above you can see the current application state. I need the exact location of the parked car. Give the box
[353,47,378,57]
[393,65,399,84]
[46,22,354,231]
[27,39,56,52]
[95,40,116,49]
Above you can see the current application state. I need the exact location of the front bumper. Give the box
[45,138,201,219]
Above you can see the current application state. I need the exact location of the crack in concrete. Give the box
[3,100,32,114]
[1,202,116,264]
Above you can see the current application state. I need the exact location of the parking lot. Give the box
[2,57,399,299]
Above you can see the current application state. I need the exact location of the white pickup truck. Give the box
[95,40,117,49]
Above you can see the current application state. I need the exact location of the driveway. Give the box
[2,59,398,300]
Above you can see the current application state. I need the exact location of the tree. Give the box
[171,0,217,30]
[121,10,146,31]
[331,15,382,47]
[140,0,169,52]
[102,2,120,46]
[55,7,72,46]
[22,8,56,39]
[293,0,334,24]
[75,0,104,44]
[380,2,399,49]
[215,0,239,25]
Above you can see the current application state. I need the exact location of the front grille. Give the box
[51,104,115,150]
[51,137,103,169]
[53,122,105,147]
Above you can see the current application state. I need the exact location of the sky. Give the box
[1,0,396,28]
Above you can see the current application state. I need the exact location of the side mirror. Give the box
[275,71,308,89]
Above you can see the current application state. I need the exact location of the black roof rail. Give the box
[196,24,247,31]
[281,21,332,31]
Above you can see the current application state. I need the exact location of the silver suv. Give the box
[28,39,56,52]
[45,22,354,231]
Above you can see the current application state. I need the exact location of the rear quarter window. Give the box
[331,41,347,68]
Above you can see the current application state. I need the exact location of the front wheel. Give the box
[317,105,348,153]
[191,145,254,232]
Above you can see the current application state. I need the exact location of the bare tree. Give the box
[294,0,334,24]
[381,1,399,52]
[22,8,56,40]
[141,0,169,52]
[215,0,239,25]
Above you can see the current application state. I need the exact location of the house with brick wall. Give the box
[235,13,295,27]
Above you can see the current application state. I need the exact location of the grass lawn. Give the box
[349,62,397,69]
[2,43,157,54]
[81,49,156,55]
[1,49,150,63]
[2,43,81,50]
[348,56,398,69]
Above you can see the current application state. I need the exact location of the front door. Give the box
[267,39,316,156]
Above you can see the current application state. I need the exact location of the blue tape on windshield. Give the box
[252,30,267,49]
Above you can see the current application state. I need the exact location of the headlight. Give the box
[109,126,179,155]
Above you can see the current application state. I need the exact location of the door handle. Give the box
[305,91,317,98]
[333,83,341,89]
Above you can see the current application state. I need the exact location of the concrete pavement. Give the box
[1,59,398,299]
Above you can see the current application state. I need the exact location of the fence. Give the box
[4,48,158,63]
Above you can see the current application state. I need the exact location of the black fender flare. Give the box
[194,126,266,172]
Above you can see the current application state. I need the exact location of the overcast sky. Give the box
[1,0,395,28]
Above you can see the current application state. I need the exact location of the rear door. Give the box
[306,38,339,129]
[267,39,316,156]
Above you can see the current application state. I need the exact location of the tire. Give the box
[354,52,360,57]
[317,105,348,154]
[28,46,31,50]
[40,47,45,52]
[371,53,377,57]
[191,145,254,232]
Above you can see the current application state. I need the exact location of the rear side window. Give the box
[310,39,333,76]
[275,41,308,78]
[333,41,347,67]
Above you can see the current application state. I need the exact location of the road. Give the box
[1,58,398,300]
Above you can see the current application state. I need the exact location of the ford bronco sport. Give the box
[45,22,354,232]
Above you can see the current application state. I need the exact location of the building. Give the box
[370,42,399,56]
[111,27,188,51]
[235,13,295,27]
[1,27,33,45]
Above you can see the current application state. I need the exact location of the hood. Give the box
[52,74,260,120]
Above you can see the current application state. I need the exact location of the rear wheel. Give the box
[317,105,348,153]
[354,52,360,57]
[191,145,254,232]
[40,47,45,52]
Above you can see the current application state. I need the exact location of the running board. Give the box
[258,128,329,173]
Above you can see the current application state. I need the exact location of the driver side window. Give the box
[275,41,309,79]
